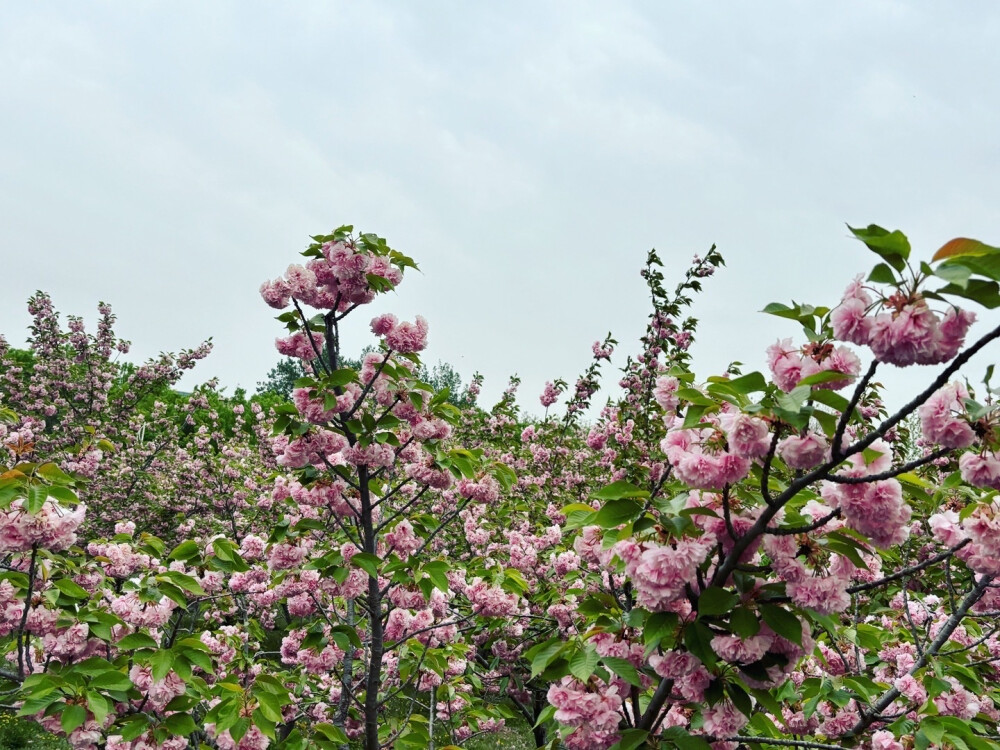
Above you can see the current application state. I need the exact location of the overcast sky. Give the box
[3,2,999,415]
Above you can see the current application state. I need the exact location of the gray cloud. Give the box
[2,1,998,414]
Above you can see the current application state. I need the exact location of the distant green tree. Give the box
[257,352,475,407]
[255,356,307,399]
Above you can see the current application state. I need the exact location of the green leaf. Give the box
[89,670,132,691]
[61,703,87,733]
[825,532,871,571]
[644,612,679,650]
[528,639,565,678]
[163,712,199,736]
[761,302,802,321]
[47,486,78,504]
[86,692,111,725]
[698,587,740,617]
[749,685,785,717]
[797,369,855,387]
[941,253,1000,285]
[720,371,768,395]
[861,446,886,466]
[118,713,151,741]
[610,729,650,750]
[592,498,644,528]
[212,538,234,561]
[350,552,381,578]
[935,278,1000,309]
[848,224,910,271]
[729,607,761,638]
[601,656,641,687]
[684,621,717,666]
[921,719,946,746]
[933,236,1000,262]
[935,262,974,289]
[169,539,201,561]
[867,262,897,285]
[662,726,714,750]
[569,647,600,683]
[809,389,850,412]
[37,462,74,485]
[326,368,357,387]
[117,632,159,651]
[676,387,715,406]
[314,723,350,743]
[422,560,450,592]
[26,484,48,514]
[592,481,650,501]
[776,385,811,412]
[70,657,116,676]
[16,694,60,717]
[158,571,205,595]
[53,578,90,600]
[760,604,803,645]
[256,690,285,723]
[151,648,174,681]
[728,681,753,717]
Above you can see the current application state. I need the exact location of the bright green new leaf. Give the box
[61,704,88,734]
[848,224,910,271]
[568,646,600,683]
[592,498,645,528]
[54,578,90,600]
[592,480,650,501]
[601,656,641,687]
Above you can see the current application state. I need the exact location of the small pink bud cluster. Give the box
[457,476,500,503]
[274,330,325,361]
[540,381,564,408]
[591,340,614,360]
[465,577,521,617]
[765,532,854,614]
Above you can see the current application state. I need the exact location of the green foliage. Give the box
[0,712,70,749]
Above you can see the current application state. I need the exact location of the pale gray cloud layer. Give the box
[3,2,999,412]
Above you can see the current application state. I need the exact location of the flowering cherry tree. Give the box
[4,222,1000,750]
[529,227,1000,750]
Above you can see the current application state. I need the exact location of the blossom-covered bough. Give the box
[531,227,1000,749]
[3,222,1000,750]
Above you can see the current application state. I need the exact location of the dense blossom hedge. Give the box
[3,225,1000,750]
